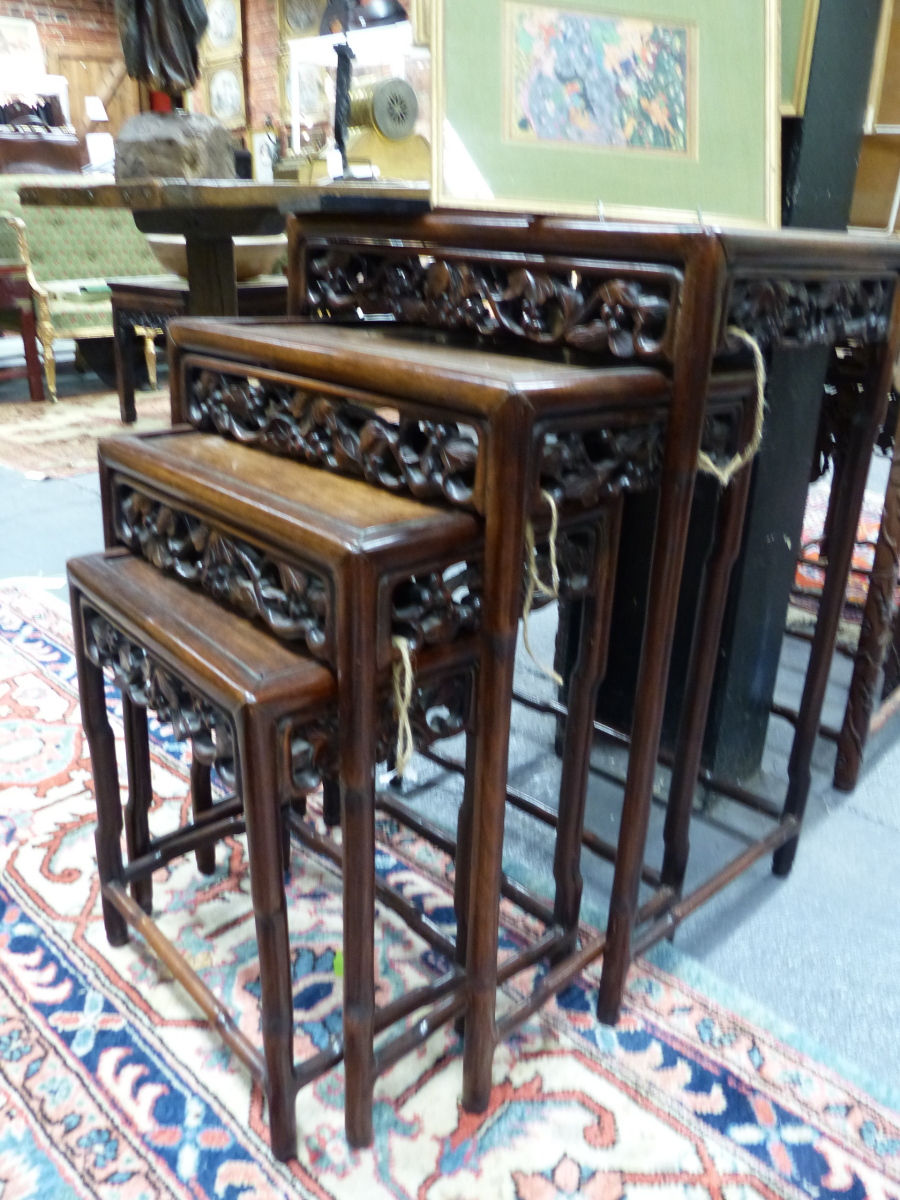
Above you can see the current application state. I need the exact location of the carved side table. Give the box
[69,547,481,1158]
[109,275,287,423]
[279,209,900,1027]
[163,310,754,1112]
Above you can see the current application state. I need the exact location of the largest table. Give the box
[166,210,900,1111]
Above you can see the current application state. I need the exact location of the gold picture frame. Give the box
[278,0,326,40]
[409,0,432,45]
[780,0,819,117]
[204,55,247,129]
[433,0,780,228]
[202,0,243,63]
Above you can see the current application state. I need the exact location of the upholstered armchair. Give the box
[0,174,165,401]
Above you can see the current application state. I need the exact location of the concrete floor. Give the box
[1,362,898,1102]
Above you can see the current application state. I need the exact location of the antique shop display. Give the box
[18,178,316,319]
[0,172,164,403]
[434,0,779,225]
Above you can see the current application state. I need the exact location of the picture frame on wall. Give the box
[203,0,243,61]
[433,0,780,228]
[204,56,247,129]
[781,0,819,116]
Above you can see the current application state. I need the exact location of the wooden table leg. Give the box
[833,430,900,790]
[113,304,137,423]
[190,758,217,875]
[122,694,154,914]
[775,393,888,874]
[185,235,239,318]
[338,566,378,1149]
[596,242,724,1027]
[552,502,623,948]
[461,406,531,1113]
[21,304,45,402]
[70,591,129,948]
[237,707,297,1162]
[661,459,755,890]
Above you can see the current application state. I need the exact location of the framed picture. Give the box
[781,0,819,116]
[279,0,326,39]
[204,57,246,128]
[203,0,243,60]
[433,0,780,228]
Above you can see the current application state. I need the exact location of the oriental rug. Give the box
[0,390,169,479]
[789,480,894,651]
[0,580,898,1200]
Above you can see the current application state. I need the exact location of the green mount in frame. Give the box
[433,0,780,228]
[781,0,820,116]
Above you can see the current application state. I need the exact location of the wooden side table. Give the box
[109,275,287,423]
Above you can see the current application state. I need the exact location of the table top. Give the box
[18,178,432,216]
[107,273,287,296]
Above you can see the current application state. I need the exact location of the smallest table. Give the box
[109,274,287,423]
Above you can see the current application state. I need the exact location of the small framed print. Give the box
[204,0,242,58]
[278,0,326,39]
[205,57,246,128]
[434,0,780,228]
[251,129,280,182]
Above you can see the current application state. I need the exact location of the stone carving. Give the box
[727,277,895,351]
[115,485,332,657]
[83,606,237,790]
[187,369,480,507]
[304,249,676,359]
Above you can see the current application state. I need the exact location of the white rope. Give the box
[522,489,564,686]
[391,635,415,778]
[697,327,767,488]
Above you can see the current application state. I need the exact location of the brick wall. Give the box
[0,0,118,52]
[243,0,281,129]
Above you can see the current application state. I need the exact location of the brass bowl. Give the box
[146,233,287,281]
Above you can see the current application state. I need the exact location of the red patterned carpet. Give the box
[0,580,898,1199]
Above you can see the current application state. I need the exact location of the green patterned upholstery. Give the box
[0,174,167,398]
[0,175,163,282]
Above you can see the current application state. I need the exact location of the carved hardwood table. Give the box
[95,421,638,1148]
[97,429,485,1150]
[278,211,900,1083]
[109,275,288,423]
[164,309,755,1113]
